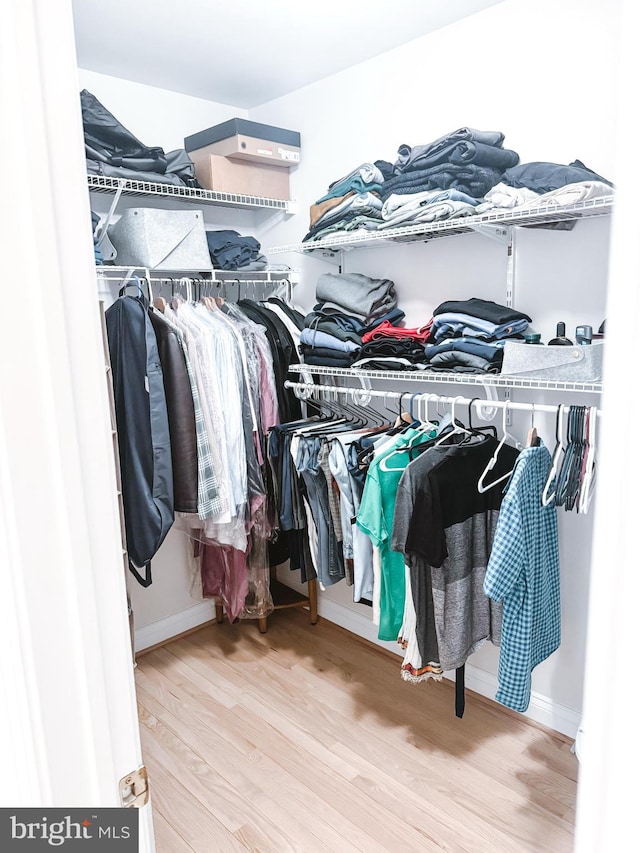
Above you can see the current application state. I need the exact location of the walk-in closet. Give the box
[2,1,637,851]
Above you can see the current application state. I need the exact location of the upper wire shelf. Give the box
[267,195,614,254]
[95,265,297,282]
[87,174,294,212]
[289,364,603,394]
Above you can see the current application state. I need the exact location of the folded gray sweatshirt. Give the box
[315,272,397,320]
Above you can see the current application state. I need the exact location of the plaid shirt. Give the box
[173,326,224,519]
[484,443,560,712]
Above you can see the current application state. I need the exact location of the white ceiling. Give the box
[71,0,504,109]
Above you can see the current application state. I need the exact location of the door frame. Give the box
[0,0,154,847]
[1,0,637,850]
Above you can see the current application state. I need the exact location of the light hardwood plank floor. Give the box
[135,609,578,852]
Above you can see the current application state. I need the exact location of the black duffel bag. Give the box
[81,90,200,187]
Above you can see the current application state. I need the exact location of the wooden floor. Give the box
[135,609,578,853]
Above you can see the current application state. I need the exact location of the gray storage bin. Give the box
[108,208,212,271]
[501,340,604,381]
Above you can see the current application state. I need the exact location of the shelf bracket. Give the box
[469,223,516,309]
[468,223,513,246]
[305,248,344,269]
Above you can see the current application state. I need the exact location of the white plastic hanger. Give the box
[419,393,439,431]
[542,405,565,507]
[477,401,523,493]
[379,393,437,472]
[434,396,470,446]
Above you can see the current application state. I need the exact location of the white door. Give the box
[0,0,154,848]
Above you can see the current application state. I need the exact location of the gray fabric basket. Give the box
[501,340,604,381]
[108,208,213,271]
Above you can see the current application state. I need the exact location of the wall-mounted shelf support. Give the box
[468,223,513,246]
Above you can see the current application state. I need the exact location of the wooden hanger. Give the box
[153,296,167,313]
[526,405,538,447]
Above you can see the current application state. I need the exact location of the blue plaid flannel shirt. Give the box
[484,442,560,712]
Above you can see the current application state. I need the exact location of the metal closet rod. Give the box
[96,270,294,303]
[283,381,603,417]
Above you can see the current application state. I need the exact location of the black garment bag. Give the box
[106,287,174,586]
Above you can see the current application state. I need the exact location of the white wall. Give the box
[248,0,621,736]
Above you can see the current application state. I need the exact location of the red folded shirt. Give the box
[362,318,433,344]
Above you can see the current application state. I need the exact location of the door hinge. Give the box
[119,765,149,808]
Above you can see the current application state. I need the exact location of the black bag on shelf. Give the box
[165,148,201,188]
[81,90,200,187]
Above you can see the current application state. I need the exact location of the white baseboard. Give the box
[297,586,582,739]
[134,601,216,652]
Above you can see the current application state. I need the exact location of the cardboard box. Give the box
[185,118,301,168]
[190,151,290,200]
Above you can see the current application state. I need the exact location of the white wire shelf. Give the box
[267,195,614,254]
[289,364,603,394]
[87,174,294,212]
[95,265,297,281]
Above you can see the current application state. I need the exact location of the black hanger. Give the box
[565,406,587,511]
[461,396,498,440]
[300,396,359,434]
[555,405,586,510]
[407,396,478,460]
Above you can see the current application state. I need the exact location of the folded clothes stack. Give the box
[424,298,532,373]
[378,127,520,202]
[351,338,430,371]
[377,188,479,229]
[501,160,613,195]
[303,128,518,243]
[206,229,269,271]
[300,272,404,366]
[349,318,434,370]
[302,129,615,244]
[315,162,385,203]
[304,178,385,242]
[476,162,614,214]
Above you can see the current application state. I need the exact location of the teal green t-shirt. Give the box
[356,428,435,641]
